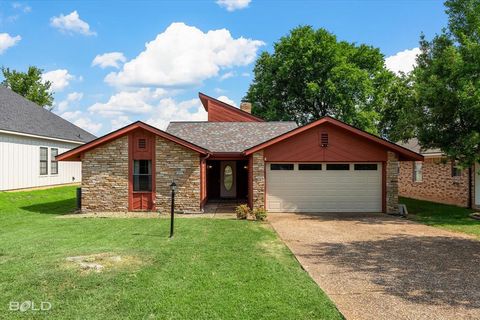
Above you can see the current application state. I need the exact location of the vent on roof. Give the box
[138,139,146,149]
[320,132,328,147]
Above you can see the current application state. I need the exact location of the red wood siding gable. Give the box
[199,93,264,122]
[244,116,423,161]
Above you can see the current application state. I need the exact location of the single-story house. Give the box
[0,86,96,191]
[398,138,479,209]
[58,93,422,214]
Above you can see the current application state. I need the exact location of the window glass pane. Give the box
[270,164,294,170]
[40,147,48,161]
[354,164,378,171]
[326,164,350,170]
[134,160,151,174]
[133,175,152,191]
[51,162,58,174]
[413,162,423,182]
[224,165,233,191]
[51,148,58,157]
[298,164,322,170]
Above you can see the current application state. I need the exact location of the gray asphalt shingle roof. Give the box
[166,121,298,153]
[0,86,96,143]
[397,138,442,155]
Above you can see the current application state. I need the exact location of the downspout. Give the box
[468,166,473,209]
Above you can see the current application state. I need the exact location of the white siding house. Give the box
[0,86,96,191]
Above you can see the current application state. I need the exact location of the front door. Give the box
[220,161,236,198]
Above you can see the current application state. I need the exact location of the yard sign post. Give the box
[169,181,177,238]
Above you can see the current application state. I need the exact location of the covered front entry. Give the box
[266,162,383,212]
[206,160,248,201]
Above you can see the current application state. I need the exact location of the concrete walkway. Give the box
[268,212,480,320]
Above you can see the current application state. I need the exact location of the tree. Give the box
[412,0,480,167]
[244,26,401,136]
[1,66,54,109]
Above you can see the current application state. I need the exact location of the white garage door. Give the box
[266,163,382,212]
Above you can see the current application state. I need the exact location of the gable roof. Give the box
[57,121,209,161]
[199,93,265,122]
[244,116,423,161]
[0,86,96,143]
[166,121,298,153]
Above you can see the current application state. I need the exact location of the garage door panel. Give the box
[266,163,382,213]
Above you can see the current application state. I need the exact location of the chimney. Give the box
[240,101,252,114]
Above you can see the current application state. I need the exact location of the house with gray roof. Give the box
[0,86,96,190]
[58,92,422,215]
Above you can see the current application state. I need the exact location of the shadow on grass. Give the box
[304,234,480,309]
[21,198,76,215]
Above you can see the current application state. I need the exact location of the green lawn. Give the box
[401,197,480,238]
[0,186,342,320]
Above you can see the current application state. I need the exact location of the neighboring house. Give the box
[58,93,422,214]
[0,86,96,191]
[398,138,479,209]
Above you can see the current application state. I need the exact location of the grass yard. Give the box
[401,197,480,238]
[0,186,342,320]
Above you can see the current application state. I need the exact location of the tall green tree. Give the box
[1,66,54,109]
[244,26,401,136]
[413,0,480,167]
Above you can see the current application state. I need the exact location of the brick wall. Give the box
[399,156,470,207]
[81,136,129,212]
[386,151,399,214]
[252,150,265,210]
[155,136,201,214]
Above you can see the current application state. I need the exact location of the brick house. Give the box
[58,93,422,214]
[398,138,480,209]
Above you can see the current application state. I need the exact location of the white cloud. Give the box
[217,95,236,107]
[50,11,96,36]
[385,47,421,75]
[111,115,132,131]
[219,71,235,81]
[241,72,250,77]
[0,33,21,54]
[12,2,31,13]
[105,22,264,87]
[60,110,102,134]
[216,0,251,11]
[57,92,83,112]
[88,88,167,117]
[92,52,126,69]
[146,98,207,130]
[42,69,74,92]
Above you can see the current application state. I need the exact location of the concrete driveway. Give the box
[268,212,480,320]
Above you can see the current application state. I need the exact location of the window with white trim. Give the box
[413,161,423,182]
[40,147,48,175]
[51,148,58,175]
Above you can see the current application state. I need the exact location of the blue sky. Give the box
[0,0,447,136]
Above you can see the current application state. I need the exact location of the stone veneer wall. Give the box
[81,136,129,212]
[386,151,399,214]
[155,136,201,214]
[252,150,265,210]
[399,156,471,207]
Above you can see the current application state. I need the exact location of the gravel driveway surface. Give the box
[269,212,480,320]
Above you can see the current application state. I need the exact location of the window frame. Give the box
[133,160,152,192]
[413,161,423,182]
[270,163,294,171]
[326,163,350,171]
[39,147,48,176]
[354,163,378,171]
[51,148,59,175]
[451,162,462,177]
[298,163,322,170]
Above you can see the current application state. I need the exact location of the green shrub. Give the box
[254,209,268,221]
[235,204,251,220]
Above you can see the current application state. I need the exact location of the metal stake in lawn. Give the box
[169,181,177,238]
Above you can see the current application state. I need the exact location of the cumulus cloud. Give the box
[217,95,236,107]
[105,22,264,87]
[42,69,74,92]
[219,71,235,81]
[12,2,31,13]
[385,47,421,75]
[216,0,251,11]
[57,91,83,112]
[145,98,207,130]
[88,88,167,117]
[92,52,126,69]
[60,110,102,134]
[0,33,21,54]
[50,11,96,36]
[111,115,132,130]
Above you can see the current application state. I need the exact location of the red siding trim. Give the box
[244,116,423,161]
[199,93,264,122]
[58,121,208,161]
[128,134,133,211]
